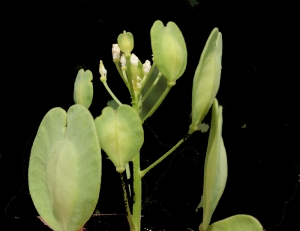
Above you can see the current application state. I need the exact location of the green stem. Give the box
[114,59,129,89]
[102,81,122,105]
[132,155,142,231]
[142,84,172,124]
[130,101,142,231]
[141,72,162,103]
[125,55,136,105]
[120,173,136,231]
[140,132,193,178]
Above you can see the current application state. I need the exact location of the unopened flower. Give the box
[130,53,138,66]
[120,54,126,67]
[143,60,151,74]
[112,44,120,60]
[99,60,107,78]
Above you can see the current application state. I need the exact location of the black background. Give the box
[0,0,299,230]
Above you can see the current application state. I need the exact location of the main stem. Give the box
[132,98,142,231]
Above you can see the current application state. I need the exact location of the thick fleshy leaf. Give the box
[205,214,263,231]
[190,28,222,132]
[28,104,101,231]
[150,20,187,83]
[202,98,227,231]
[73,69,93,109]
[94,104,144,173]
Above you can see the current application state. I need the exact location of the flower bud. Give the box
[130,53,139,66]
[99,60,107,82]
[143,60,151,74]
[120,54,126,67]
[112,44,120,60]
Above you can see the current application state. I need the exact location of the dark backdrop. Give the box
[1,0,299,230]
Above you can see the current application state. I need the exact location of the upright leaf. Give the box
[94,104,144,173]
[150,20,187,83]
[73,69,93,109]
[28,104,101,231]
[202,98,227,231]
[190,28,222,133]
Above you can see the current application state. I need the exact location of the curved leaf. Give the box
[73,69,93,109]
[206,214,263,231]
[28,104,101,231]
[190,28,222,132]
[94,104,144,173]
[150,20,187,82]
[202,98,227,230]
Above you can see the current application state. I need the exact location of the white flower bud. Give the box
[143,60,151,74]
[99,60,107,77]
[112,44,120,60]
[130,53,138,66]
[120,54,126,67]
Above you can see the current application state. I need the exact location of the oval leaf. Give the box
[73,69,93,109]
[206,214,263,231]
[117,31,134,55]
[94,104,144,173]
[150,20,187,82]
[190,28,222,132]
[202,98,227,230]
[28,104,101,231]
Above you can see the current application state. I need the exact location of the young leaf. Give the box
[150,20,187,83]
[117,31,134,56]
[190,28,222,133]
[28,104,101,231]
[94,104,144,173]
[73,69,93,109]
[205,214,263,231]
[202,98,227,231]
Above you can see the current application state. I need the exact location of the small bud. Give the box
[112,44,120,60]
[120,54,126,67]
[143,60,151,74]
[99,60,107,82]
[130,53,138,66]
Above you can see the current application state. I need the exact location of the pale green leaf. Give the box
[28,104,101,231]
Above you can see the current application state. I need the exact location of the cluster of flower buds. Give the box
[112,44,120,60]
[99,60,107,82]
